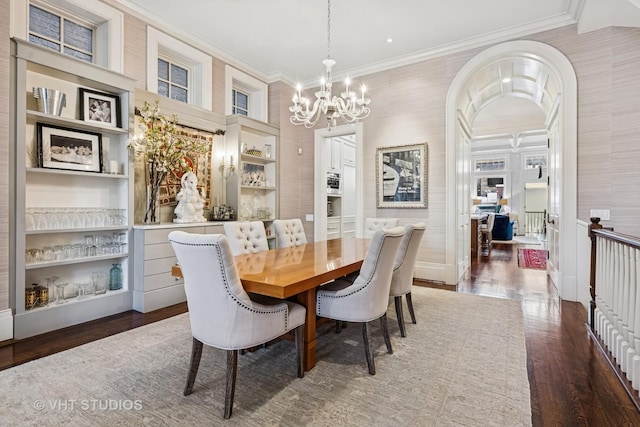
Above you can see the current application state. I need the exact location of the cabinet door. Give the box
[343,162,356,217]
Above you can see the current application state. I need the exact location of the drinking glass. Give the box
[55,282,67,304]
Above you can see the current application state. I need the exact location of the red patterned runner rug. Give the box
[517,248,547,270]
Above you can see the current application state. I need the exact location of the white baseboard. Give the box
[0,309,14,341]
[414,261,456,284]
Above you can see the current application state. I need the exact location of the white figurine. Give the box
[173,171,206,223]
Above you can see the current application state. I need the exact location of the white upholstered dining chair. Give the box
[479,213,495,255]
[316,226,405,375]
[168,231,306,419]
[363,217,399,238]
[223,220,269,256]
[389,222,426,337]
[273,218,307,248]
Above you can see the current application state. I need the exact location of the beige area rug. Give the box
[492,235,542,245]
[0,287,531,426]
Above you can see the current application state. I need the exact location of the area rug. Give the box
[518,248,547,269]
[0,287,531,426]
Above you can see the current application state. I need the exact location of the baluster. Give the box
[619,244,630,372]
[632,248,640,391]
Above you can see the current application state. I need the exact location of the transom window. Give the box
[524,154,547,170]
[28,4,94,63]
[158,58,189,104]
[232,88,249,116]
[474,157,506,172]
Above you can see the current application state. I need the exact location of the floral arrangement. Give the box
[130,100,210,223]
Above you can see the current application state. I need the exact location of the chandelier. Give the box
[289,0,371,129]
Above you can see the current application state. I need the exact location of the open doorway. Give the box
[446,40,578,301]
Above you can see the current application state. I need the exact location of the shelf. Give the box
[241,154,276,164]
[240,185,276,191]
[327,193,342,197]
[26,226,128,235]
[22,288,127,313]
[25,253,129,270]
[26,167,128,179]
[27,110,128,135]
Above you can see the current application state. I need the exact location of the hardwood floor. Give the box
[1,241,640,426]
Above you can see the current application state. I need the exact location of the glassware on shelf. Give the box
[91,271,108,295]
[25,284,38,310]
[55,282,67,304]
[45,276,59,304]
[109,263,122,290]
[77,282,90,299]
[265,144,272,159]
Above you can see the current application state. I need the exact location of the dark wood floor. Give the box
[1,241,640,426]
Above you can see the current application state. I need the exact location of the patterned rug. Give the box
[518,248,547,269]
[0,287,531,426]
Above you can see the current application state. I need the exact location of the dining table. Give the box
[171,237,370,371]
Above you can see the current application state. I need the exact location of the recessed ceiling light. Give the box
[386,38,393,43]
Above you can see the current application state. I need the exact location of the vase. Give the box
[145,184,161,224]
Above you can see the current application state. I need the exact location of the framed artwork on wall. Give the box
[79,88,121,127]
[37,123,103,173]
[376,143,428,208]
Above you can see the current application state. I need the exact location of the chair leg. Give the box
[183,337,203,396]
[394,296,406,337]
[380,313,393,354]
[406,292,417,324]
[361,322,376,375]
[295,325,304,378]
[335,320,342,333]
[224,350,238,419]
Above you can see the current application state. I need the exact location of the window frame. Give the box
[225,65,268,121]
[474,157,507,172]
[147,27,212,110]
[157,56,191,104]
[231,87,250,116]
[11,0,124,72]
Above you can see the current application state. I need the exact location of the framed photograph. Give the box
[376,143,428,208]
[37,123,103,173]
[79,88,120,127]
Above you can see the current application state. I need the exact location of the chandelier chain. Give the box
[327,0,331,60]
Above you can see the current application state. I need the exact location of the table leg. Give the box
[297,288,317,371]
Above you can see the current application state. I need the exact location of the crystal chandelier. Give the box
[289,0,371,129]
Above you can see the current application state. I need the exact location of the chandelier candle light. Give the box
[289,0,371,129]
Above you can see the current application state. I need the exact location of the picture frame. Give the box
[37,123,103,173]
[79,88,120,127]
[376,143,428,208]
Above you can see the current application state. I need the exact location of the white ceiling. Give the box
[114,0,640,86]
[113,0,640,136]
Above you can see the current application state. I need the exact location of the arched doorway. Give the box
[445,41,579,301]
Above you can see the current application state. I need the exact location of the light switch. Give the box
[590,209,610,221]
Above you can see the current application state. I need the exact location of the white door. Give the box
[547,117,561,286]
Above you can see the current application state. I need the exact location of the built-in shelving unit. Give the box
[225,115,279,245]
[10,38,136,339]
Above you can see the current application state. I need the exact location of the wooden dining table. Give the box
[171,237,370,371]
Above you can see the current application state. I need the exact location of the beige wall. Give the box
[2,2,640,314]
[0,0,9,313]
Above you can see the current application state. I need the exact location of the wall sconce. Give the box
[219,155,235,178]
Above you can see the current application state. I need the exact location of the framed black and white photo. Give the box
[376,143,428,208]
[79,88,120,127]
[37,123,102,173]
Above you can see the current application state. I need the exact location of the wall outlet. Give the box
[305,214,314,222]
[590,209,610,221]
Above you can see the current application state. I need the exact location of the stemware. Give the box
[45,276,59,305]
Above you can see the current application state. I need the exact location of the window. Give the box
[225,65,268,121]
[12,0,123,71]
[158,58,189,104]
[476,176,505,198]
[474,157,506,172]
[232,88,249,116]
[28,4,94,62]
[147,27,212,109]
[524,154,547,170]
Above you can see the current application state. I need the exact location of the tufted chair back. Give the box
[223,221,269,256]
[168,232,304,350]
[363,217,399,238]
[168,231,306,418]
[315,226,405,375]
[389,222,426,337]
[273,218,307,248]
